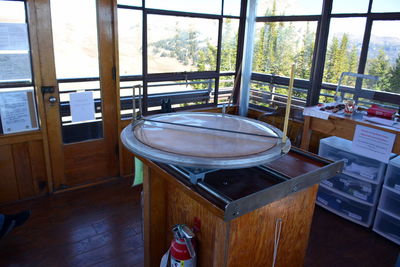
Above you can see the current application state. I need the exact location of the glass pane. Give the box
[0,88,39,134]
[119,81,143,118]
[257,0,323,16]
[372,0,400,13]
[147,79,214,112]
[218,75,235,104]
[118,0,142,7]
[50,0,103,143]
[323,18,366,85]
[221,18,239,72]
[147,15,219,73]
[365,20,400,95]
[223,0,241,16]
[118,8,142,76]
[0,1,25,22]
[58,81,103,143]
[0,1,32,83]
[252,21,318,80]
[332,0,369,14]
[50,0,99,79]
[146,0,222,15]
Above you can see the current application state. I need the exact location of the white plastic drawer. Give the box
[320,173,380,204]
[384,156,400,193]
[373,209,400,245]
[316,185,375,227]
[318,136,390,183]
[379,186,400,218]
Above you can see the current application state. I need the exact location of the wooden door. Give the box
[33,0,119,190]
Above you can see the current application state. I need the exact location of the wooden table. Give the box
[300,113,400,154]
[140,149,342,267]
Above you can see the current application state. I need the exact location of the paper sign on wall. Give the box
[69,91,95,123]
[0,90,38,134]
[352,125,395,163]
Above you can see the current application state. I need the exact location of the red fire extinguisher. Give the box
[170,224,196,267]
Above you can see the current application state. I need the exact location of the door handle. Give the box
[48,96,57,104]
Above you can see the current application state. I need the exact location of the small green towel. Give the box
[133,157,144,186]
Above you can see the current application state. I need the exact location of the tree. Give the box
[295,22,315,80]
[367,49,391,91]
[387,53,400,94]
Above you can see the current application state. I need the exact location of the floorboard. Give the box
[0,178,398,267]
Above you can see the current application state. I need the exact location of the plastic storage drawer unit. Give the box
[384,156,400,192]
[373,209,400,245]
[316,185,376,227]
[318,136,391,183]
[379,186,400,217]
[320,173,380,203]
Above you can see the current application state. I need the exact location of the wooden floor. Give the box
[0,178,398,267]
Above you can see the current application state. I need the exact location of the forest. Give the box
[149,9,400,99]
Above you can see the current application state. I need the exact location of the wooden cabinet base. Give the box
[142,161,318,267]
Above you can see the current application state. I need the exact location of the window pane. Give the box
[51,0,99,79]
[323,18,366,85]
[147,79,214,112]
[365,21,400,95]
[50,0,103,143]
[224,0,241,16]
[146,0,222,15]
[147,15,218,73]
[58,81,103,143]
[118,8,142,76]
[118,0,142,7]
[218,75,234,104]
[120,81,143,118]
[0,88,39,134]
[0,1,32,83]
[371,0,400,13]
[332,0,369,14]
[0,1,25,22]
[252,21,317,80]
[257,0,323,16]
[221,18,239,72]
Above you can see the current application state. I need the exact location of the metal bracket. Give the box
[41,86,55,95]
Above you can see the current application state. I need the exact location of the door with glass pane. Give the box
[37,0,118,189]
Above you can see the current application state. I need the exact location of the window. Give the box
[117,0,241,117]
[118,8,142,76]
[145,0,222,15]
[0,0,39,135]
[50,0,103,143]
[323,18,366,86]
[251,0,320,109]
[365,20,400,95]
[251,0,400,110]
[0,0,31,84]
[147,15,219,73]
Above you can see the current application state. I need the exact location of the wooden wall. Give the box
[0,136,48,204]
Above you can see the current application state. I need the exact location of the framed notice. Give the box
[0,90,39,134]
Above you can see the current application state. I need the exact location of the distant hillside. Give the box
[334,33,400,65]
[368,35,400,65]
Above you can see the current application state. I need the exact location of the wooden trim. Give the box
[26,0,54,193]
[33,0,65,189]
[0,131,42,146]
[97,0,119,177]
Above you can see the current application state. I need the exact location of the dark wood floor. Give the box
[0,178,398,267]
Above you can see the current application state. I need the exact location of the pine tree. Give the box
[387,53,400,94]
[367,49,391,91]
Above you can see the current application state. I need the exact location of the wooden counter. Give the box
[301,113,400,154]
[141,150,341,267]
